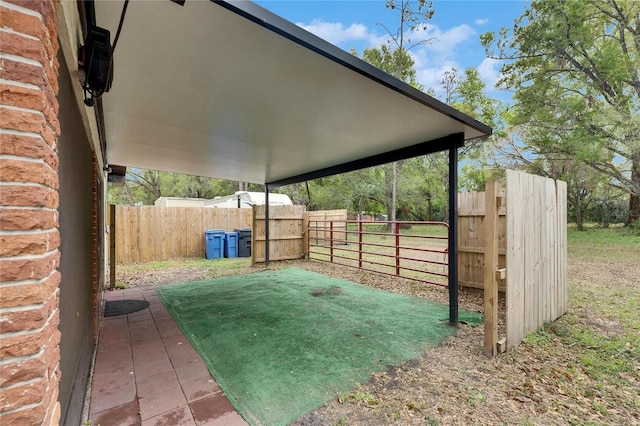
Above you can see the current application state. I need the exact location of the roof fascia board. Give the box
[267,133,465,189]
[212,1,492,137]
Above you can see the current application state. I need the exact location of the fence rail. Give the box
[308,220,449,286]
[458,191,507,292]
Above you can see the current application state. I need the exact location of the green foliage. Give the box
[482,0,640,224]
[355,45,423,90]
[338,383,377,406]
[459,165,504,193]
[567,225,640,261]
[449,68,501,130]
[628,219,640,236]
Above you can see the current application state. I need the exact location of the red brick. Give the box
[41,119,60,147]
[0,208,58,231]
[0,270,60,308]
[0,159,58,188]
[43,398,61,426]
[0,230,59,257]
[0,401,46,425]
[0,250,60,282]
[0,284,57,334]
[0,83,44,115]
[2,1,61,73]
[44,330,60,373]
[0,5,48,42]
[0,31,46,65]
[0,0,62,423]
[0,105,46,134]
[0,57,47,88]
[0,306,60,359]
[0,133,58,167]
[1,329,46,359]
[43,50,60,96]
[0,185,59,208]
[0,351,47,387]
[0,377,45,411]
[0,80,61,132]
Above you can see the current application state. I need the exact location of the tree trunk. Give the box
[124,183,135,205]
[384,164,393,231]
[305,181,313,210]
[625,157,640,226]
[391,161,397,233]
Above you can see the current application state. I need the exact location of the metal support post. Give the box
[448,134,463,325]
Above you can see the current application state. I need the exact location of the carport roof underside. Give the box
[94,0,492,187]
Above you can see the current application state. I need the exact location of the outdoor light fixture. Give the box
[106,164,127,186]
[78,0,130,107]
[79,25,113,107]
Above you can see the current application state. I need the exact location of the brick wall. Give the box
[0,0,62,424]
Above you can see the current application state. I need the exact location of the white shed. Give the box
[204,191,292,208]
[154,197,207,207]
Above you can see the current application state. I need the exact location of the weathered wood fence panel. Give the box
[305,209,348,246]
[506,170,568,350]
[456,171,567,352]
[252,205,307,264]
[112,206,252,263]
[457,190,507,292]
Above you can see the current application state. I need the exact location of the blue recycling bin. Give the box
[224,231,239,258]
[204,229,225,259]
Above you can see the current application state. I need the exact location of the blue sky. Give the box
[253,1,529,100]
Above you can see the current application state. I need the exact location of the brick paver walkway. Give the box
[88,288,248,426]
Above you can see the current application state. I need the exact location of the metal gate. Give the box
[307,220,449,287]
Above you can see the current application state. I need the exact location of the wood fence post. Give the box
[303,212,309,259]
[484,181,499,356]
[251,205,257,266]
[109,204,116,289]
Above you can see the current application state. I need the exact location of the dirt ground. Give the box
[117,256,639,425]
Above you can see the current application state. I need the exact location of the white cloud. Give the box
[477,57,502,90]
[296,19,379,45]
[295,18,480,100]
[475,18,489,26]
[404,24,476,96]
[420,24,476,54]
[416,62,459,93]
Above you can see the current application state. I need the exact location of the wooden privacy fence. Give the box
[469,170,567,354]
[505,170,567,351]
[457,190,507,292]
[306,210,348,245]
[251,206,348,264]
[110,206,252,263]
[251,205,307,264]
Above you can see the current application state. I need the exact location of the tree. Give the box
[355,45,423,90]
[354,46,424,227]
[353,0,435,230]
[107,169,240,205]
[481,0,640,225]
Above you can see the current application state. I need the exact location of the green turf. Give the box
[157,267,482,426]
